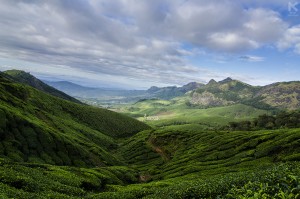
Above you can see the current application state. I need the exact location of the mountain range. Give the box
[46,75,300,110]
[190,77,300,110]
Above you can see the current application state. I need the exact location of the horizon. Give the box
[2,68,297,90]
[0,1,300,89]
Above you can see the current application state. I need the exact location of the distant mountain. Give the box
[254,81,300,110]
[46,80,145,101]
[45,80,92,93]
[0,73,150,166]
[145,82,204,100]
[43,76,300,110]
[190,77,300,110]
[3,70,81,104]
[47,80,204,103]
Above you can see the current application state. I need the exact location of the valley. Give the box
[0,70,299,198]
[1,1,300,198]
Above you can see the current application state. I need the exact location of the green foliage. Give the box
[120,97,270,128]
[0,161,139,198]
[242,96,277,110]
[225,110,300,131]
[3,69,81,104]
[0,72,300,198]
[89,162,300,199]
[0,75,150,166]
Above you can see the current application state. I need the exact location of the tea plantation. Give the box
[0,72,299,198]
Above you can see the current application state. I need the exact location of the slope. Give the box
[0,74,150,167]
[255,81,300,110]
[191,78,300,110]
[118,97,270,128]
[98,125,300,198]
[3,70,81,104]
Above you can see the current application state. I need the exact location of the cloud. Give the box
[239,55,265,62]
[277,25,300,54]
[0,0,294,88]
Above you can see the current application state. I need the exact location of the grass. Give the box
[116,98,270,128]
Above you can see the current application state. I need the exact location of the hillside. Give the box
[116,97,270,128]
[191,78,258,107]
[3,70,81,104]
[0,73,150,167]
[255,81,300,110]
[190,78,300,110]
[0,126,299,198]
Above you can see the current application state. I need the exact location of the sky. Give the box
[0,0,300,89]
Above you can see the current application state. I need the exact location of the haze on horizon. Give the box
[0,0,300,89]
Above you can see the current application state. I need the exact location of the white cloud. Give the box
[0,0,295,87]
[277,25,300,53]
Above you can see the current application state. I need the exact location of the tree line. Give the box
[224,110,300,131]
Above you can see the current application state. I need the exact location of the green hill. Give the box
[3,70,81,104]
[256,81,300,110]
[117,97,270,128]
[113,78,300,128]
[191,78,300,110]
[0,73,150,167]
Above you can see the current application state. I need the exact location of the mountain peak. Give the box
[207,79,217,85]
[147,86,160,93]
[219,77,233,84]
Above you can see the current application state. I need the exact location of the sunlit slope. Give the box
[120,98,270,127]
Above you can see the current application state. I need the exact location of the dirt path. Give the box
[147,138,170,161]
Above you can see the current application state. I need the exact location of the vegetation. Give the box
[0,72,299,198]
[226,110,300,131]
[116,97,270,128]
[0,74,150,166]
[0,159,139,198]
[3,70,82,104]
[0,126,299,198]
[191,78,300,110]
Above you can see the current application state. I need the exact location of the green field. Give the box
[115,97,271,128]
